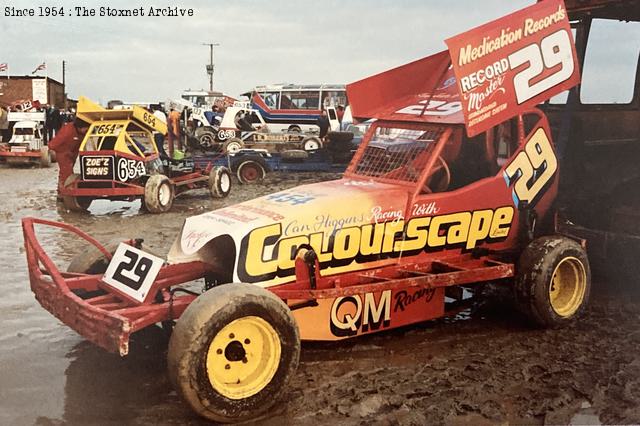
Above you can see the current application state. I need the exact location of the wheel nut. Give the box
[229,333,235,339]
[242,357,248,364]
[244,338,250,344]
[216,349,222,355]
[225,364,230,370]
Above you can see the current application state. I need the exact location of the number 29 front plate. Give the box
[102,243,164,304]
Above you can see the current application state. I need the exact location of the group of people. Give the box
[0,103,75,143]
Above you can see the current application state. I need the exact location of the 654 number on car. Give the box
[116,157,146,182]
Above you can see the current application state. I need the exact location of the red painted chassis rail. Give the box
[0,151,41,158]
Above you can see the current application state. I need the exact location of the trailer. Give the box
[193,145,356,184]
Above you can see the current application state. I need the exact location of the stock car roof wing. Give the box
[348,0,581,137]
[76,96,167,134]
[346,50,463,126]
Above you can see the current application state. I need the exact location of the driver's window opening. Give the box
[493,117,520,169]
[99,136,117,151]
[130,132,154,152]
[438,128,494,192]
[355,126,445,183]
[83,135,100,151]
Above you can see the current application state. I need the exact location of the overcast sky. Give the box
[1,0,638,104]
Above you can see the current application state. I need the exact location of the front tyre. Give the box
[515,236,591,327]
[168,283,300,423]
[143,174,174,213]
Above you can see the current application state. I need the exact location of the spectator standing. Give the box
[51,107,62,136]
[336,105,345,124]
[167,108,182,159]
[317,109,330,138]
[49,118,90,197]
[43,104,51,143]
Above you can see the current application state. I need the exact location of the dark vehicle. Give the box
[543,0,640,280]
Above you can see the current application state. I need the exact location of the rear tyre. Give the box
[144,174,174,213]
[209,166,232,198]
[223,138,244,154]
[515,236,591,327]
[62,174,92,211]
[236,160,266,184]
[40,146,51,168]
[168,283,300,423]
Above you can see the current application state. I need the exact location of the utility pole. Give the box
[62,60,67,108]
[202,42,220,91]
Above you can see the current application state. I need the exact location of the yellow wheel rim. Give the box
[549,256,587,317]
[206,316,281,400]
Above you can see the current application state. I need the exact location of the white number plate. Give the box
[116,157,146,182]
[102,243,164,303]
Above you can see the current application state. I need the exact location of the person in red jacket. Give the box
[167,108,182,158]
[48,118,90,197]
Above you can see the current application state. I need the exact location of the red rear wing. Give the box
[347,0,580,136]
[346,50,463,125]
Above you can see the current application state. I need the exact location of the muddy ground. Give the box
[0,165,639,426]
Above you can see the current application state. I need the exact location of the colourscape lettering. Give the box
[238,206,514,282]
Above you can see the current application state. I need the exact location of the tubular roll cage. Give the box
[22,217,516,356]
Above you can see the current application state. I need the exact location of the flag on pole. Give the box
[31,62,46,74]
[0,63,7,72]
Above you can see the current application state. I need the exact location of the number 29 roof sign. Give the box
[446,0,580,136]
[347,0,580,137]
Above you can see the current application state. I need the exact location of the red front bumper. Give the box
[22,217,208,355]
[0,150,40,158]
[59,179,145,198]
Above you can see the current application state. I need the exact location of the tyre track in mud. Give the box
[1,166,639,425]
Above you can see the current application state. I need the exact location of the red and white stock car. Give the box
[22,1,589,422]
